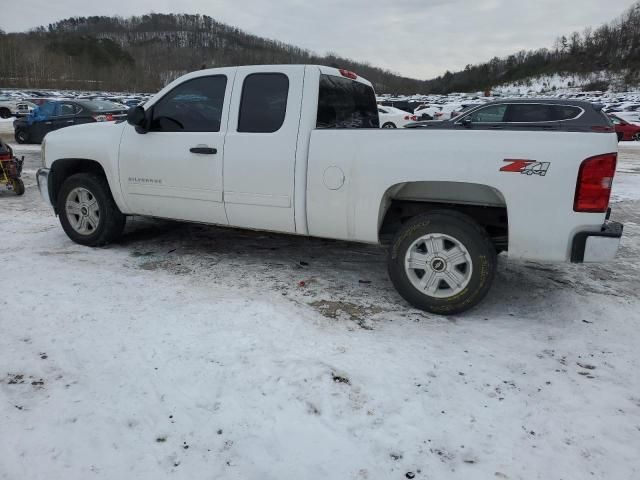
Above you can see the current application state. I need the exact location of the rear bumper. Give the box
[571,221,623,263]
[36,168,51,206]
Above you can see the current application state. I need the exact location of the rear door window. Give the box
[552,105,583,121]
[506,104,555,122]
[237,73,289,133]
[316,74,379,128]
[56,103,76,116]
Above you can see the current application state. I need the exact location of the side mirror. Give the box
[127,106,147,132]
[460,117,472,127]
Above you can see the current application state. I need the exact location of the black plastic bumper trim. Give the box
[571,221,623,263]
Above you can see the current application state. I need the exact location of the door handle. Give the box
[67,120,75,123]
[190,147,217,154]
[45,121,52,125]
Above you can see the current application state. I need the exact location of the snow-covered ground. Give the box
[1,143,639,480]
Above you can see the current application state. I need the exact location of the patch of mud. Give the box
[139,259,192,275]
[310,300,383,329]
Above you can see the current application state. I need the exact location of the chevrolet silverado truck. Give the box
[36,65,623,314]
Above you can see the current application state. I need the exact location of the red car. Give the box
[609,114,640,141]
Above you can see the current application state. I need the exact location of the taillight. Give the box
[590,125,614,133]
[0,153,11,160]
[574,153,617,213]
[339,69,358,80]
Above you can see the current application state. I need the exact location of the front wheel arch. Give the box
[49,159,111,214]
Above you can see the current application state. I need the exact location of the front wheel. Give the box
[57,173,126,246]
[634,132,640,142]
[15,129,29,144]
[387,211,497,314]
[0,108,10,119]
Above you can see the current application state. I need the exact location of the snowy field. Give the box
[1,141,639,480]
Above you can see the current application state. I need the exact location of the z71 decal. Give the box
[500,159,550,176]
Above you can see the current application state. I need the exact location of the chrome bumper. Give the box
[36,168,51,206]
[571,221,623,263]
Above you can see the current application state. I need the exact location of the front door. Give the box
[119,71,234,225]
[222,66,304,233]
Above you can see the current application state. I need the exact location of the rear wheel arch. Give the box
[377,181,509,252]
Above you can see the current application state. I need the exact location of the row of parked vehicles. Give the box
[5,87,640,143]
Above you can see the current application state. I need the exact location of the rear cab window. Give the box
[316,74,379,129]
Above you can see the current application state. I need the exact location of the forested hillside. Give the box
[0,3,639,94]
[425,2,640,93]
[0,14,424,93]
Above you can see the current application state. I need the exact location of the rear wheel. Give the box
[634,132,640,141]
[15,129,29,144]
[57,173,126,246]
[0,108,10,119]
[388,211,497,314]
[382,122,397,129]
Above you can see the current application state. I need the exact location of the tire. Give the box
[57,173,126,247]
[382,122,397,129]
[387,210,497,315]
[634,133,640,142]
[11,178,25,196]
[15,129,29,144]
[616,132,624,142]
[0,108,10,119]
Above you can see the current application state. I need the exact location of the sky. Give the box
[1,0,638,79]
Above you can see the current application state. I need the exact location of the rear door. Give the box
[32,102,58,142]
[51,102,79,132]
[222,65,304,233]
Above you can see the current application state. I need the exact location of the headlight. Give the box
[41,138,46,167]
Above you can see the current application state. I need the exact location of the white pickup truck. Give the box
[37,65,623,314]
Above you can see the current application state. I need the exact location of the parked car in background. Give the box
[378,106,417,128]
[414,105,443,121]
[14,99,127,144]
[379,100,423,113]
[406,99,614,133]
[611,111,640,126]
[15,101,37,117]
[0,96,23,118]
[610,114,640,141]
